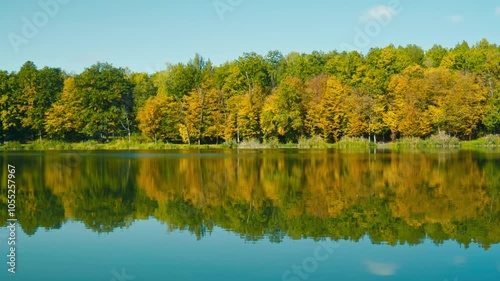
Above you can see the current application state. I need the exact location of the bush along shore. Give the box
[1,134,499,151]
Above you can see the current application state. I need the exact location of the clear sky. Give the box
[0,0,499,74]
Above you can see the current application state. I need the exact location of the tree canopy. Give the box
[1,40,499,144]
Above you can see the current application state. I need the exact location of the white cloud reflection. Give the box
[365,261,399,276]
[453,256,467,265]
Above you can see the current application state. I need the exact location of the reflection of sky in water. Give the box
[1,219,499,281]
[454,256,467,265]
[365,261,399,276]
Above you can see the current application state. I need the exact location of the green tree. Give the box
[324,51,365,86]
[424,45,449,68]
[0,71,18,142]
[237,52,270,93]
[74,63,133,140]
[265,50,285,89]
[128,72,157,113]
[483,87,500,133]
[16,62,64,141]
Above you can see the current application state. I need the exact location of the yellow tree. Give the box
[45,77,83,140]
[260,94,279,140]
[136,93,179,143]
[223,95,242,142]
[427,69,487,138]
[384,65,433,138]
[238,84,265,140]
[202,88,225,143]
[306,77,349,142]
[179,83,226,144]
[303,75,328,136]
[179,90,202,144]
[344,88,376,138]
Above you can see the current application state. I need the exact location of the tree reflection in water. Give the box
[1,150,498,249]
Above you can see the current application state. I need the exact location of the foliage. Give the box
[394,132,460,149]
[297,135,330,148]
[1,40,499,145]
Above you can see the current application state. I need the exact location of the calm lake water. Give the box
[1,149,499,280]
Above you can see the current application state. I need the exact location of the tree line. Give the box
[1,39,499,144]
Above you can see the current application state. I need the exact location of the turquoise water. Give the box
[0,150,499,280]
[1,220,499,280]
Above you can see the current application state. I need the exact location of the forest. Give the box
[0,39,499,144]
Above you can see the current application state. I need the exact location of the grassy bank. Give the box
[461,134,500,148]
[393,134,500,150]
[393,133,460,149]
[1,134,499,151]
[0,139,223,151]
[0,136,373,151]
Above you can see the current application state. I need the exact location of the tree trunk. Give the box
[236,113,240,143]
[185,126,191,145]
[199,88,204,144]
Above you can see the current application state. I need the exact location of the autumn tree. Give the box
[427,68,487,139]
[1,40,499,144]
[384,65,433,138]
[136,93,179,143]
[238,84,265,140]
[344,88,377,139]
[45,77,84,141]
[306,77,349,142]
[260,77,304,142]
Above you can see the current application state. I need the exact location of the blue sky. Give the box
[0,0,499,74]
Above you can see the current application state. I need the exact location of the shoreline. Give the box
[0,138,499,151]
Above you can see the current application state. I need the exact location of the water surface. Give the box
[1,149,499,280]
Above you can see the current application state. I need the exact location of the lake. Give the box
[1,149,499,280]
